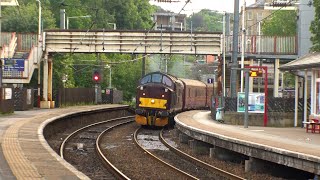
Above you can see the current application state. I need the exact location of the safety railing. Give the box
[225,35,297,55]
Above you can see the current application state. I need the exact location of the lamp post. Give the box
[107,23,116,30]
[0,0,2,89]
[240,0,246,92]
[36,0,41,107]
[105,64,112,88]
[66,15,91,29]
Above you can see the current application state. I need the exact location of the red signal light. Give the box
[93,70,101,83]
[94,75,99,81]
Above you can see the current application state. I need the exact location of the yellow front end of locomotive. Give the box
[154,117,168,127]
[136,115,168,126]
[135,115,147,125]
[139,97,167,109]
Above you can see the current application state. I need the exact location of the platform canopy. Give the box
[279,52,320,71]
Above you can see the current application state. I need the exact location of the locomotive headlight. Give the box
[151,99,155,104]
[161,94,165,98]
[165,88,168,92]
[140,86,144,90]
[143,93,145,96]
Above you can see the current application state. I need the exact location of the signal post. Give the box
[93,70,102,104]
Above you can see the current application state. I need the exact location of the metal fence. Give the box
[57,88,95,107]
[101,89,123,104]
[224,97,309,112]
[14,88,34,110]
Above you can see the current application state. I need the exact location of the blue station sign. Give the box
[4,58,25,71]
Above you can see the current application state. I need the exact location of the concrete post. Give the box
[294,75,299,127]
[274,59,280,97]
[48,57,54,108]
[230,0,240,97]
[244,70,249,128]
[60,9,65,29]
[249,59,254,92]
[304,70,308,122]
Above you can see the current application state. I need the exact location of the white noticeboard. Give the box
[237,92,265,113]
[4,88,12,100]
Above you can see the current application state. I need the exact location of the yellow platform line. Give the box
[2,119,42,179]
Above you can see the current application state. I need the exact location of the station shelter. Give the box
[280,52,320,126]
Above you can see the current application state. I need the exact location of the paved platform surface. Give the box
[0,104,125,180]
[175,110,320,158]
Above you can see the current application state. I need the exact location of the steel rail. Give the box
[133,127,199,180]
[96,120,134,180]
[159,129,246,180]
[59,116,134,158]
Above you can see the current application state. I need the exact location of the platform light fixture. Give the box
[66,15,91,29]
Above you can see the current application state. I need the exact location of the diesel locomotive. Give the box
[135,71,213,127]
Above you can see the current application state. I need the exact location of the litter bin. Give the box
[216,107,224,121]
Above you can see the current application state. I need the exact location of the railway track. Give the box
[135,127,246,180]
[159,129,245,180]
[59,116,134,179]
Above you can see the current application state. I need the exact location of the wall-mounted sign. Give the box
[237,92,265,113]
[4,58,25,71]
[4,88,12,100]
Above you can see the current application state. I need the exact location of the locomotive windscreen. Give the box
[140,72,174,89]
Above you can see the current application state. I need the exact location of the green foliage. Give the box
[186,9,223,32]
[2,0,159,103]
[110,55,142,101]
[261,10,297,36]
[283,72,295,88]
[310,0,320,51]
[2,2,56,32]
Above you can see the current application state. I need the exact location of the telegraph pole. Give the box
[0,0,2,89]
[230,0,240,97]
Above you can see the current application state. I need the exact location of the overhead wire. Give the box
[131,0,191,55]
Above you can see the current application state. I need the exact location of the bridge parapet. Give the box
[44,30,222,55]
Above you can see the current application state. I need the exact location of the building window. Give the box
[247,11,253,20]
[257,12,263,22]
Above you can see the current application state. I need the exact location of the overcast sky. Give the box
[149,0,255,15]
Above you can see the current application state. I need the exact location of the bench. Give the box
[304,115,320,133]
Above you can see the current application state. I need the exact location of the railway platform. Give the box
[174,110,320,177]
[0,104,125,180]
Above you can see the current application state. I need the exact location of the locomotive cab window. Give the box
[141,75,151,84]
[152,73,162,83]
[162,76,173,87]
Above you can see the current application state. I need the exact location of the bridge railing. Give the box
[225,35,297,55]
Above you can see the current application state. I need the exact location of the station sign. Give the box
[249,70,263,77]
[4,58,25,71]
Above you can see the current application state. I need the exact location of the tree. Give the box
[261,10,297,36]
[1,0,156,103]
[310,0,320,51]
[186,9,223,32]
[2,2,56,32]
